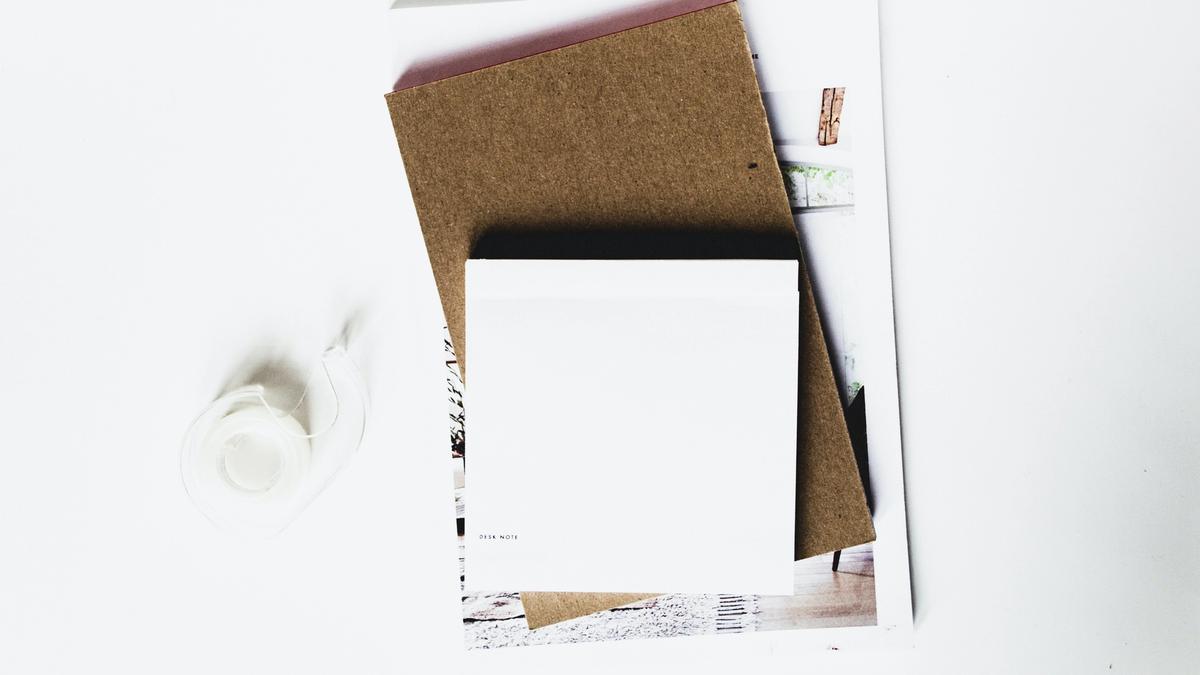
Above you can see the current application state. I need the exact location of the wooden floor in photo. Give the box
[756,543,877,631]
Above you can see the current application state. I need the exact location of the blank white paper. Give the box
[464,259,798,595]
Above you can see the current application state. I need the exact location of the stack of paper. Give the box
[387,0,882,638]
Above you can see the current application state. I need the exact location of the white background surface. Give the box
[1,1,1197,673]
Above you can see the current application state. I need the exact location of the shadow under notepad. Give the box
[472,228,801,261]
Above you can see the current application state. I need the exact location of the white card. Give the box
[464,259,798,595]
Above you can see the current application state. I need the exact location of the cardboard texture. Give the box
[386,1,875,628]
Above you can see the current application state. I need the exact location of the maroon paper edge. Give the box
[393,0,733,91]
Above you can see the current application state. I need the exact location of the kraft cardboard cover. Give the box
[386,1,874,629]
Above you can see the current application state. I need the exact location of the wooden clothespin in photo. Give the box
[818,87,845,146]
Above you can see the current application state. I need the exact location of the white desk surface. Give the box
[1,1,1197,673]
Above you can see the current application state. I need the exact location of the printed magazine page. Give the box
[434,0,913,649]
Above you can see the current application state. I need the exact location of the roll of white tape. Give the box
[194,406,311,511]
[181,347,367,535]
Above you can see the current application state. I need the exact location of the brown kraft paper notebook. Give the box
[386,1,874,629]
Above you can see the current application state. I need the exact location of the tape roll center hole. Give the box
[221,430,285,493]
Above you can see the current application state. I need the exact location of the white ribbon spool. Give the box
[181,347,367,536]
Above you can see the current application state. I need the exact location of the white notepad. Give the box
[464,260,798,595]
